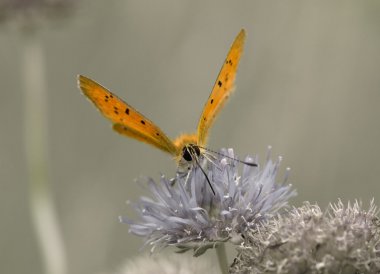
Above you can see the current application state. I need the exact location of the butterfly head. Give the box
[173,133,203,170]
[182,144,201,162]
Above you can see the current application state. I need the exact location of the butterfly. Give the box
[78,29,246,170]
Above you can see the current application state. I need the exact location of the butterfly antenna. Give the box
[188,147,215,195]
[198,146,258,167]
[201,151,220,169]
[196,157,215,195]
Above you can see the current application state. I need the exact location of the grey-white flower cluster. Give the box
[231,200,380,274]
[120,148,296,255]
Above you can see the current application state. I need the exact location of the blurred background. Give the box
[1,0,380,273]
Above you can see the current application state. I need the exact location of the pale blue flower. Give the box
[121,148,296,255]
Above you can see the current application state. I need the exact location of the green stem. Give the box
[216,243,229,274]
[22,34,67,274]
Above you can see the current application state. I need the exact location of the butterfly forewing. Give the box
[197,29,246,146]
[78,75,178,155]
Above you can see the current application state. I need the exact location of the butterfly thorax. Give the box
[173,133,201,163]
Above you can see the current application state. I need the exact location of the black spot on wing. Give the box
[141,120,146,125]
[125,108,130,115]
[218,80,222,87]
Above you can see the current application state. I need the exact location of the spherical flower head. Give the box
[231,200,380,274]
[120,148,296,256]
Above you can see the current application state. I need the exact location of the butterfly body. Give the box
[78,29,246,167]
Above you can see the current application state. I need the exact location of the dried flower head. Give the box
[231,200,380,274]
[120,148,296,256]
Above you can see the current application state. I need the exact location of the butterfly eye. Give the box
[182,144,201,162]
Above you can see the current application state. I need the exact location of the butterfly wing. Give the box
[78,75,178,155]
[197,29,246,146]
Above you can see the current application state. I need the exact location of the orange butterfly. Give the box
[78,29,246,169]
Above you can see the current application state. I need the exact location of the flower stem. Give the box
[22,33,67,274]
[216,243,229,274]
